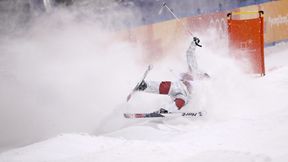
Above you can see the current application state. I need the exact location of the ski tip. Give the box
[126,94,131,102]
[123,114,130,118]
[148,64,153,70]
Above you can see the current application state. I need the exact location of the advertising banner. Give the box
[118,0,287,61]
[121,12,227,60]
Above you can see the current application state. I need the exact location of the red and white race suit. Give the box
[143,80,191,112]
[142,40,200,112]
[139,39,209,112]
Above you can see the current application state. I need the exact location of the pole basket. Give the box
[227,11,265,76]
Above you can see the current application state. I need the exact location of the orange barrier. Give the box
[239,0,288,44]
[227,11,265,75]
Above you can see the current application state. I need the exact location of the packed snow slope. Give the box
[1,8,288,162]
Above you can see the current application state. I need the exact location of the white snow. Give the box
[1,9,288,162]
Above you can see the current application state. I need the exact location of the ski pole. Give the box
[159,3,202,47]
[159,2,194,37]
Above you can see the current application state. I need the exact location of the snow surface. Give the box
[1,8,288,162]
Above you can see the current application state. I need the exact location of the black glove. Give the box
[193,37,202,47]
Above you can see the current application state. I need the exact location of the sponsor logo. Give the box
[182,112,202,116]
[268,15,288,27]
[240,39,257,53]
[209,17,227,35]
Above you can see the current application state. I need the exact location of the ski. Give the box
[126,65,153,102]
[124,111,205,119]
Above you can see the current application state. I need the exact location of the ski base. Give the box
[124,111,205,119]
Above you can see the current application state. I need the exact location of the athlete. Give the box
[134,37,209,113]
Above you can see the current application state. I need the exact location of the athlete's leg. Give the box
[137,81,172,95]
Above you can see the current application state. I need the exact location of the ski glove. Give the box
[193,37,202,47]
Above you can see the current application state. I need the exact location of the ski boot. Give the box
[135,80,147,91]
[154,108,169,114]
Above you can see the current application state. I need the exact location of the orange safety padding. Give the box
[228,17,265,75]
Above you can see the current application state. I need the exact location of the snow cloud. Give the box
[0,6,144,150]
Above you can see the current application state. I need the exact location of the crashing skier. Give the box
[129,37,209,115]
